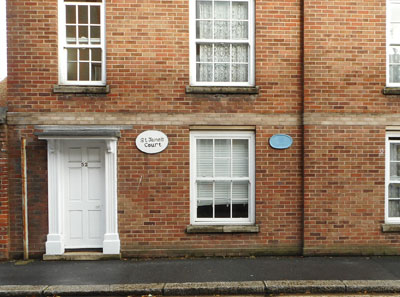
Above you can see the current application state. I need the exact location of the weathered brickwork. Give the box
[4,0,400,259]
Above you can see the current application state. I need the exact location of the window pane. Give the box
[197,182,213,218]
[214,21,230,39]
[215,181,230,218]
[232,140,248,176]
[67,62,77,80]
[232,181,248,202]
[80,48,89,61]
[66,5,76,24]
[232,64,248,82]
[391,5,400,22]
[215,158,231,177]
[391,143,400,161]
[390,24,400,43]
[214,44,230,62]
[66,26,76,44]
[90,26,101,44]
[78,5,88,24]
[196,1,212,19]
[214,63,230,82]
[389,184,400,198]
[197,44,213,62]
[214,1,230,19]
[389,47,400,64]
[92,48,102,61]
[90,6,100,24]
[197,63,213,82]
[196,20,213,39]
[67,48,77,61]
[232,2,248,20]
[232,21,248,39]
[232,44,248,62]
[232,202,248,218]
[390,65,400,84]
[197,139,213,177]
[79,62,89,80]
[78,26,88,44]
[215,139,230,157]
[197,181,213,199]
[197,200,213,218]
[91,63,102,81]
[389,200,400,217]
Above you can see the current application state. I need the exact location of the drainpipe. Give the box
[21,137,29,260]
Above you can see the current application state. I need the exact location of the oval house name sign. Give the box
[136,130,169,154]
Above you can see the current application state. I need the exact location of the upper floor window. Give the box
[189,0,255,86]
[388,0,400,86]
[58,0,106,85]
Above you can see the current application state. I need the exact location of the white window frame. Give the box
[386,132,400,223]
[189,0,255,87]
[190,131,255,225]
[387,0,400,87]
[58,0,106,86]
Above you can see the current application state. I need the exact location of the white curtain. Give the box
[196,1,249,82]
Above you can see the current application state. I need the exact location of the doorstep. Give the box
[43,252,121,261]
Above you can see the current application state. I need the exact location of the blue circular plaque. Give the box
[269,134,293,149]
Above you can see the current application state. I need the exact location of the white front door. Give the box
[63,141,105,248]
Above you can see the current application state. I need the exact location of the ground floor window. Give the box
[190,130,255,224]
[386,132,400,223]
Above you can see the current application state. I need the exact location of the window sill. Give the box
[382,87,400,95]
[53,85,110,94]
[186,86,259,95]
[186,224,259,234]
[382,224,400,232]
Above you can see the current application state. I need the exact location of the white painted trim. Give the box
[43,137,119,255]
[190,130,255,225]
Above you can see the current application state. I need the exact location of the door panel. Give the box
[64,141,105,248]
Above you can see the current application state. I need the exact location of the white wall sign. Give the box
[136,130,169,154]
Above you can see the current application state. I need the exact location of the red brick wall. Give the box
[304,0,392,113]
[7,0,302,114]
[302,126,399,254]
[5,0,305,258]
[117,125,302,256]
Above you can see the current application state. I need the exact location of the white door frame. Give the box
[39,136,120,255]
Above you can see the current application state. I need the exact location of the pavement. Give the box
[2,256,400,296]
